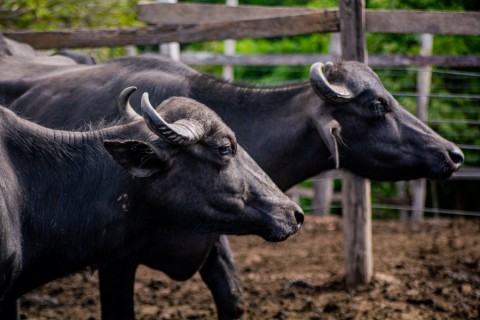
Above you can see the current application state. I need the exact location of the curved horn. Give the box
[118,86,140,120]
[309,62,354,104]
[141,92,205,146]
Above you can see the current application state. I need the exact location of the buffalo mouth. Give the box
[413,144,464,180]
[213,208,304,242]
[427,147,464,180]
[205,202,304,241]
[257,209,304,242]
[262,226,301,242]
[348,146,464,181]
[428,163,459,180]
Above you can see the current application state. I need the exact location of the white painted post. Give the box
[397,181,409,221]
[329,32,341,61]
[223,0,238,80]
[412,33,433,221]
[312,178,333,215]
[157,0,180,61]
[430,181,440,217]
[124,45,137,56]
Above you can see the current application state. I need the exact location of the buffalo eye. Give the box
[369,97,390,116]
[219,145,235,156]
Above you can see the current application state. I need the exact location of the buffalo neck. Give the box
[2,109,149,291]
[188,76,333,190]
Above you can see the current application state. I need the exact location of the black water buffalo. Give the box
[0,49,463,319]
[0,35,86,66]
[0,91,303,318]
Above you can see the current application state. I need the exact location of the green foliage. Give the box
[371,181,401,219]
[367,34,419,55]
[434,35,480,56]
[0,0,139,29]
[0,0,141,59]
[366,0,464,10]
[234,33,330,83]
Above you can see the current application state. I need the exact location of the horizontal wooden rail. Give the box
[138,3,480,36]
[366,10,480,35]
[450,167,480,180]
[138,2,316,24]
[181,53,331,66]
[2,11,339,49]
[138,2,480,35]
[3,6,479,50]
[286,166,480,204]
[180,52,480,67]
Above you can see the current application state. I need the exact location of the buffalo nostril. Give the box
[449,147,464,169]
[294,210,304,226]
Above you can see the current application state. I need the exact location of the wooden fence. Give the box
[4,5,480,49]
[3,0,480,286]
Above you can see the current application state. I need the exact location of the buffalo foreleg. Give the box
[98,260,137,320]
[200,235,245,320]
[0,298,19,320]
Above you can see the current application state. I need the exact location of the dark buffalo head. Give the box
[105,87,303,242]
[309,61,464,181]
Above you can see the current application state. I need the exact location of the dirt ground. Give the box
[20,216,479,320]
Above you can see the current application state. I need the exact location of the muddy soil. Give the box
[20,216,480,320]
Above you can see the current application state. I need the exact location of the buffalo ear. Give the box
[104,140,172,178]
[315,115,342,169]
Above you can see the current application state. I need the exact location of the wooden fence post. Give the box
[342,172,372,285]
[412,33,433,221]
[339,0,373,286]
